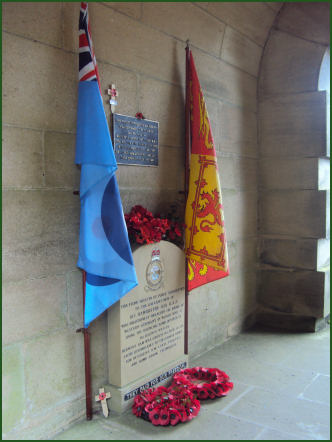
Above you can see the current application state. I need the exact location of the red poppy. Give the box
[144,389,157,401]
[169,409,181,426]
[206,388,216,399]
[157,386,168,394]
[214,386,226,397]
[144,403,154,413]
[178,408,188,423]
[215,381,234,396]
[98,392,106,401]
[190,399,201,417]
[159,408,170,426]
[197,388,209,400]
[134,395,145,405]
[190,386,200,397]
[221,372,230,380]
[149,408,162,426]
[200,367,209,376]
[132,403,143,417]
[172,375,190,387]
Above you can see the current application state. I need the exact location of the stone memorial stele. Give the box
[106,241,188,413]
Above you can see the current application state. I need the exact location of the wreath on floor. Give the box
[171,366,234,400]
[132,367,233,426]
[132,384,200,426]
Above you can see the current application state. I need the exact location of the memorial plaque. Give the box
[113,113,159,166]
[107,241,187,412]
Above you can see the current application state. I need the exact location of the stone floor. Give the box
[52,326,330,440]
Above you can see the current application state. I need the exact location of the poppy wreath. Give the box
[132,384,200,426]
[171,367,234,400]
[124,205,183,247]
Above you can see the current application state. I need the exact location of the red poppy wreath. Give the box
[132,384,200,426]
[171,367,234,400]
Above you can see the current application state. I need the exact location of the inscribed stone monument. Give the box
[106,241,188,412]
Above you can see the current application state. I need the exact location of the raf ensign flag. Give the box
[185,50,229,291]
[76,2,137,327]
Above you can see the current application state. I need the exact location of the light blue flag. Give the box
[75,80,138,327]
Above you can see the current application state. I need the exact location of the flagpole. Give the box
[76,269,92,420]
[184,40,191,355]
[82,271,93,420]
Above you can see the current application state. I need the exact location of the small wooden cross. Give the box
[107,84,118,113]
[95,387,111,417]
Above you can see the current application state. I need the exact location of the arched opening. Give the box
[318,48,330,157]
[257,3,330,331]
[317,48,330,323]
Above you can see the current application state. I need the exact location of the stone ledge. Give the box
[258,269,326,318]
[256,307,330,332]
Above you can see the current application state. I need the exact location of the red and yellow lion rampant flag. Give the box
[185,50,229,291]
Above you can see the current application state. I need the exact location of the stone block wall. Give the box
[2,2,281,439]
[257,2,330,330]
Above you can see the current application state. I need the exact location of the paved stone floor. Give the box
[53,326,330,440]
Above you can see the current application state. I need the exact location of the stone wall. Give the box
[257,2,330,330]
[2,2,280,439]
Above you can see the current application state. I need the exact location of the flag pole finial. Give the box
[186,39,190,49]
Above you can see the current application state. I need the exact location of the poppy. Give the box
[191,399,201,417]
[132,404,143,417]
[206,388,216,399]
[144,403,154,413]
[159,408,170,426]
[197,388,209,400]
[149,408,161,426]
[169,409,181,426]
[178,409,188,423]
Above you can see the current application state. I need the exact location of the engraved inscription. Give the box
[113,113,159,166]
[120,287,185,370]
[124,362,187,401]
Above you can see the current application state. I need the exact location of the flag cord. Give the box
[184,41,191,355]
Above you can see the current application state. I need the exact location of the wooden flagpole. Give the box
[76,270,92,420]
[74,188,93,420]
[82,271,93,420]
[184,40,191,355]
[76,84,119,421]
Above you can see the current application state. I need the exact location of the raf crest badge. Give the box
[145,248,164,291]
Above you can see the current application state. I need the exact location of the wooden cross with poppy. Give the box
[107,84,118,113]
[95,387,111,417]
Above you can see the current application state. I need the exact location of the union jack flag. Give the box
[79,2,100,87]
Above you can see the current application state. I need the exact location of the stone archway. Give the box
[257,2,330,331]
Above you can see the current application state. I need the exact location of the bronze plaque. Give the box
[113,113,159,166]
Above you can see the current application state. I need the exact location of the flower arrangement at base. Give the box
[171,367,234,400]
[125,205,183,247]
[132,385,200,426]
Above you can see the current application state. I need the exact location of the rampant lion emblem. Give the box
[196,189,222,232]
